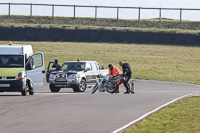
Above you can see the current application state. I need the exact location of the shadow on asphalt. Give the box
[0,94,21,96]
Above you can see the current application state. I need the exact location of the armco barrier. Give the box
[112,30,126,43]
[76,29,89,42]
[88,30,101,42]
[0,27,200,46]
[125,31,139,43]
[25,27,37,41]
[0,27,11,40]
[139,32,151,44]
[174,33,186,45]
[50,28,63,41]
[100,30,113,42]
[62,29,76,41]
[37,28,50,41]
[161,32,175,44]
[11,27,24,41]
[150,32,162,44]
[186,34,199,45]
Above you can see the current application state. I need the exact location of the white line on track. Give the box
[112,91,200,133]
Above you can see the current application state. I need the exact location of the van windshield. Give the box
[0,55,24,68]
[61,62,86,72]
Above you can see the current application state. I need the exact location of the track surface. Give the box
[0,80,199,133]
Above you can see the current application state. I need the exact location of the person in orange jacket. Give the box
[108,64,122,93]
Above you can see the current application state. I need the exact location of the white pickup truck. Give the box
[48,61,108,92]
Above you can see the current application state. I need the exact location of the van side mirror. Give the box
[26,63,32,70]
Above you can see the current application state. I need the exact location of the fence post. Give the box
[159,8,161,22]
[30,3,32,17]
[74,5,76,18]
[138,7,140,21]
[95,6,97,20]
[8,3,11,17]
[117,6,119,21]
[52,5,54,19]
[180,8,182,23]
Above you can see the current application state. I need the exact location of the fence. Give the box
[0,26,199,45]
[0,3,200,22]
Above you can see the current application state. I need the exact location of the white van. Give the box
[0,42,45,96]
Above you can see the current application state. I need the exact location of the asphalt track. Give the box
[0,80,200,133]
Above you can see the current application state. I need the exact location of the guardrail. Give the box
[0,3,200,22]
[0,26,199,45]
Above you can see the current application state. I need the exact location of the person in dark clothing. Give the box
[52,59,61,71]
[119,61,133,94]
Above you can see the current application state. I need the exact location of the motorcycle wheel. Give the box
[91,84,98,94]
[107,82,119,94]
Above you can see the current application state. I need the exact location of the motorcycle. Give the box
[91,74,124,94]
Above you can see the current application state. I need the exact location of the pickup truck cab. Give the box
[0,42,45,96]
[48,61,108,92]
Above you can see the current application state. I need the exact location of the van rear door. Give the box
[26,52,45,88]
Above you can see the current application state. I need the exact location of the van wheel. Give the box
[22,84,28,96]
[28,81,34,95]
[73,79,87,92]
[49,84,60,92]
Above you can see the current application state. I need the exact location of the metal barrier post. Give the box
[138,7,140,21]
[30,3,32,17]
[95,6,97,20]
[159,8,161,22]
[180,8,182,23]
[52,5,54,18]
[74,5,76,18]
[117,6,119,21]
[8,3,11,16]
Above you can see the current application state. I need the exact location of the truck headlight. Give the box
[49,74,55,79]
[70,74,79,79]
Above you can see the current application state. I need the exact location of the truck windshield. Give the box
[61,62,86,71]
[0,55,24,68]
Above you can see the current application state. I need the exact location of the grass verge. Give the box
[0,41,200,85]
[1,15,200,34]
[122,96,200,133]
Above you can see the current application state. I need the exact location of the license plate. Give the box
[56,78,66,82]
[0,84,10,87]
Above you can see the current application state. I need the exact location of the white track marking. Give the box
[112,91,200,133]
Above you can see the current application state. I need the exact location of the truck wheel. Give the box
[21,84,28,96]
[49,84,60,92]
[28,81,34,95]
[73,79,87,92]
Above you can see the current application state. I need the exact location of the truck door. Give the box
[90,62,99,83]
[85,62,93,83]
[46,61,55,83]
[26,53,45,88]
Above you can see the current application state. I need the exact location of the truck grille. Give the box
[0,77,16,80]
[55,78,67,82]
[7,77,16,79]
[56,74,66,78]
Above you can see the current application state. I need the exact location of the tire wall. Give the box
[0,26,199,46]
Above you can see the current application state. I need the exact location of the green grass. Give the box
[1,41,200,85]
[122,96,200,133]
[1,15,200,34]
